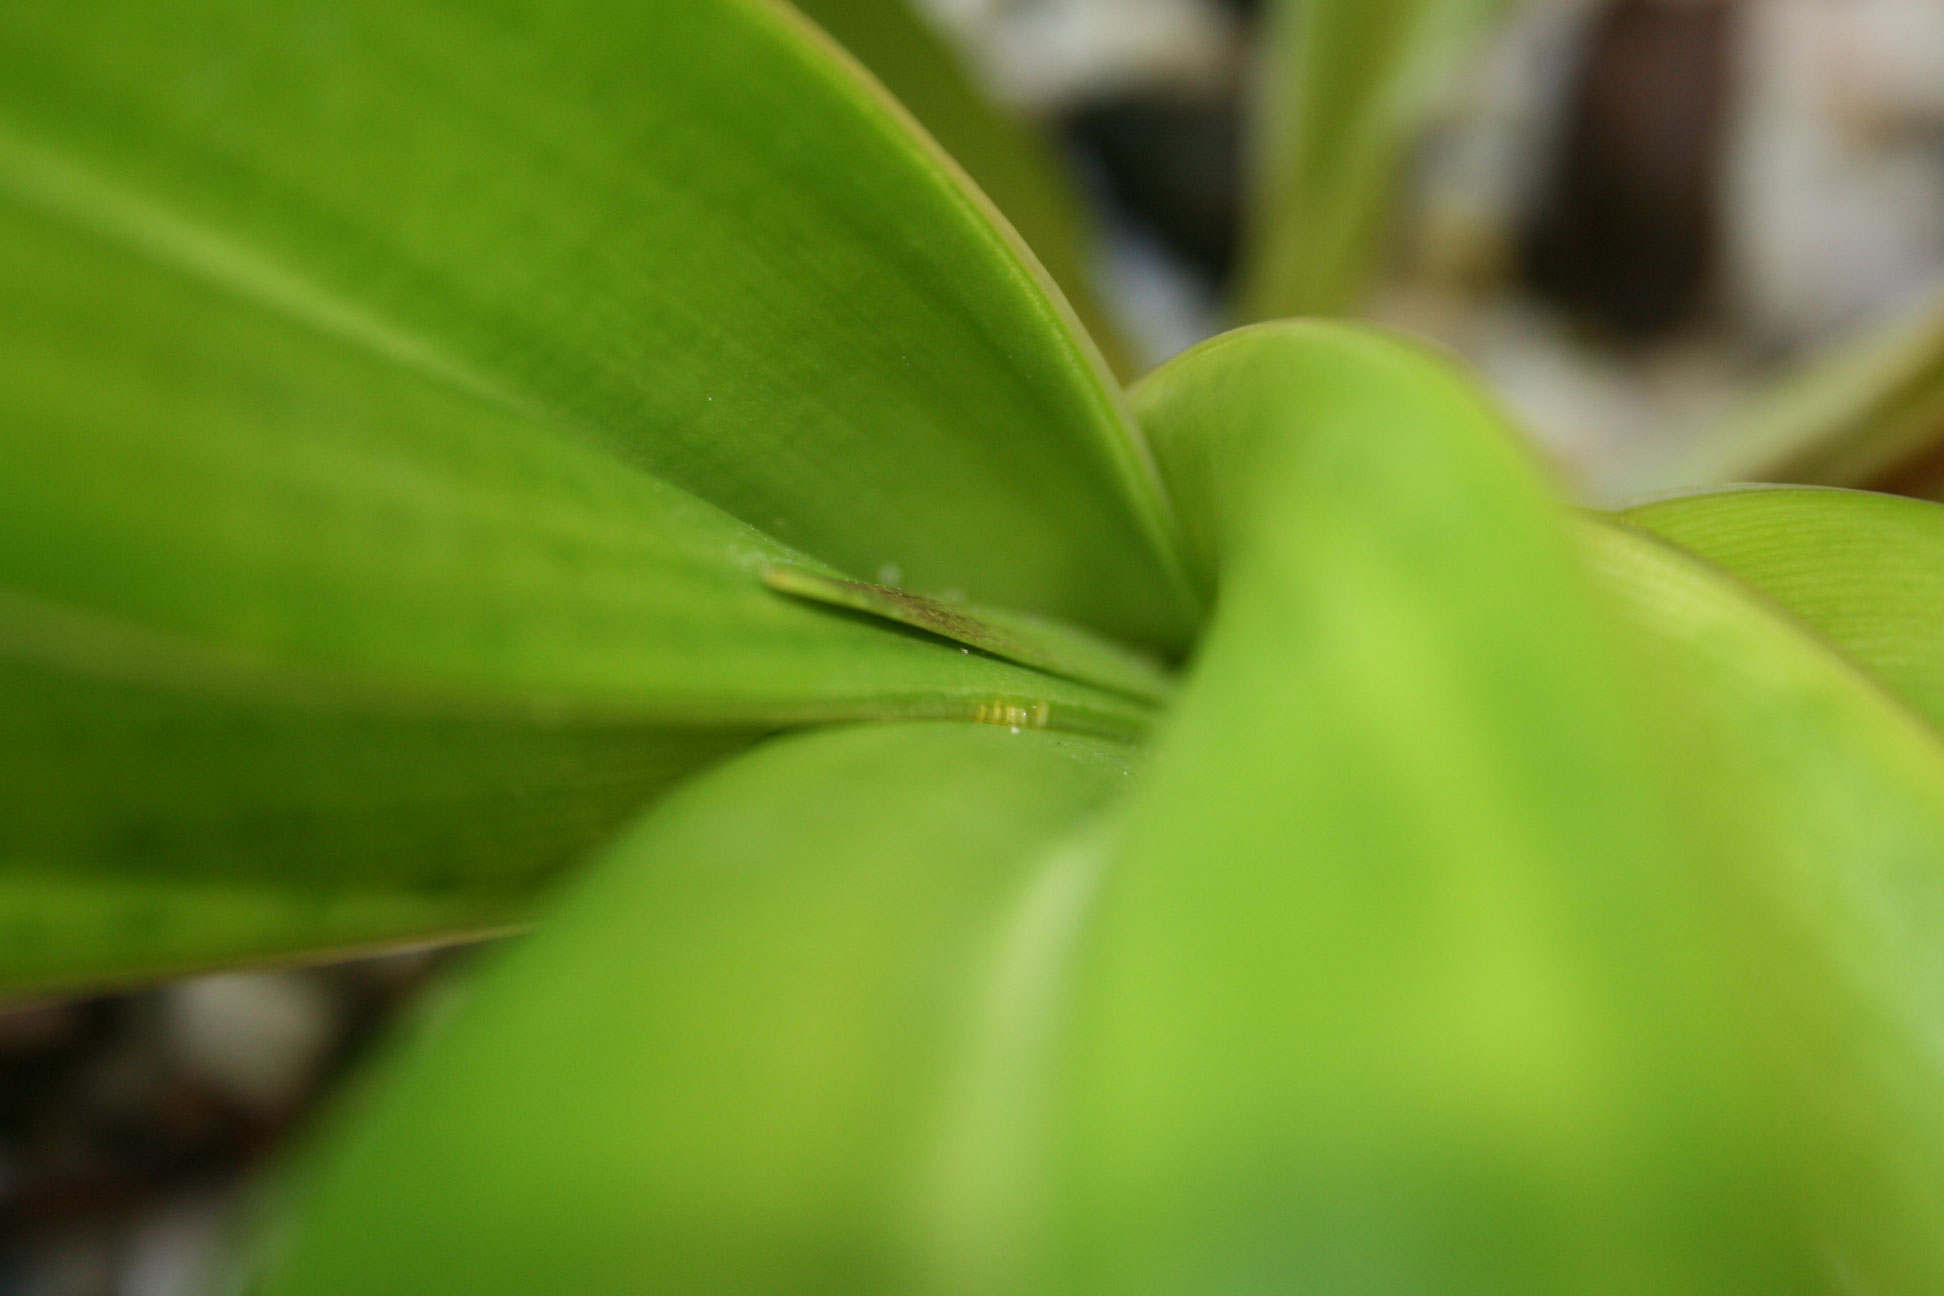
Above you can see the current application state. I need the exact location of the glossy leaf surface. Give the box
[0,0,1195,647]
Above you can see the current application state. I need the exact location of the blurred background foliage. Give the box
[10,0,1944,1291]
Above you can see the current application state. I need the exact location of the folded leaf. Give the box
[253,323,1895,1292]
[1624,486,1944,732]
[1070,319,1816,1291]
[0,0,1196,646]
[247,723,1132,1295]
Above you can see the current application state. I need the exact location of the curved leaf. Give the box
[1624,485,1944,731]
[249,722,1132,1295]
[1586,519,1944,1292]
[249,323,1938,1291]
[1079,320,1814,1290]
[0,160,1153,993]
[0,0,1196,646]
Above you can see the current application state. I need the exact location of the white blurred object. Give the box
[163,973,340,1115]
[916,0,1238,108]
[117,1193,232,1296]
[1097,223,1224,368]
[1381,0,1944,486]
[1723,0,1944,348]
[1403,0,1598,291]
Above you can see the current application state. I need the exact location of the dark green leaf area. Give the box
[0,649,755,995]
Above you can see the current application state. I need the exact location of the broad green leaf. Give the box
[1236,0,1512,320]
[1067,319,1816,1291]
[1618,285,1944,500]
[0,0,1197,648]
[0,169,1153,994]
[248,722,1132,1295]
[1585,519,1944,1292]
[787,0,1133,376]
[1623,486,1944,731]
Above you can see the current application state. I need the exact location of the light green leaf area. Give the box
[0,0,1196,649]
[1236,0,1512,320]
[1623,486,1944,733]
[248,722,1132,1296]
[1067,320,1815,1291]
[1619,285,1944,500]
[0,170,1153,995]
[787,0,1132,376]
[1585,519,1944,1292]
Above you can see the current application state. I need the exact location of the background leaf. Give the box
[1615,286,1944,501]
[1624,486,1944,729]
[1235,0,1513,321]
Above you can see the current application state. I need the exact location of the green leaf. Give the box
[1585,518,1944,1292]
[1616,285,1944,499]
[0,0,1196,648]
[787,0,1133,376]
[1623,485,1944,732]
[1078,319,1815,1290]
[247,722,1133,1295]
[1235,0,1512,320]
[0,0,1180,992]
